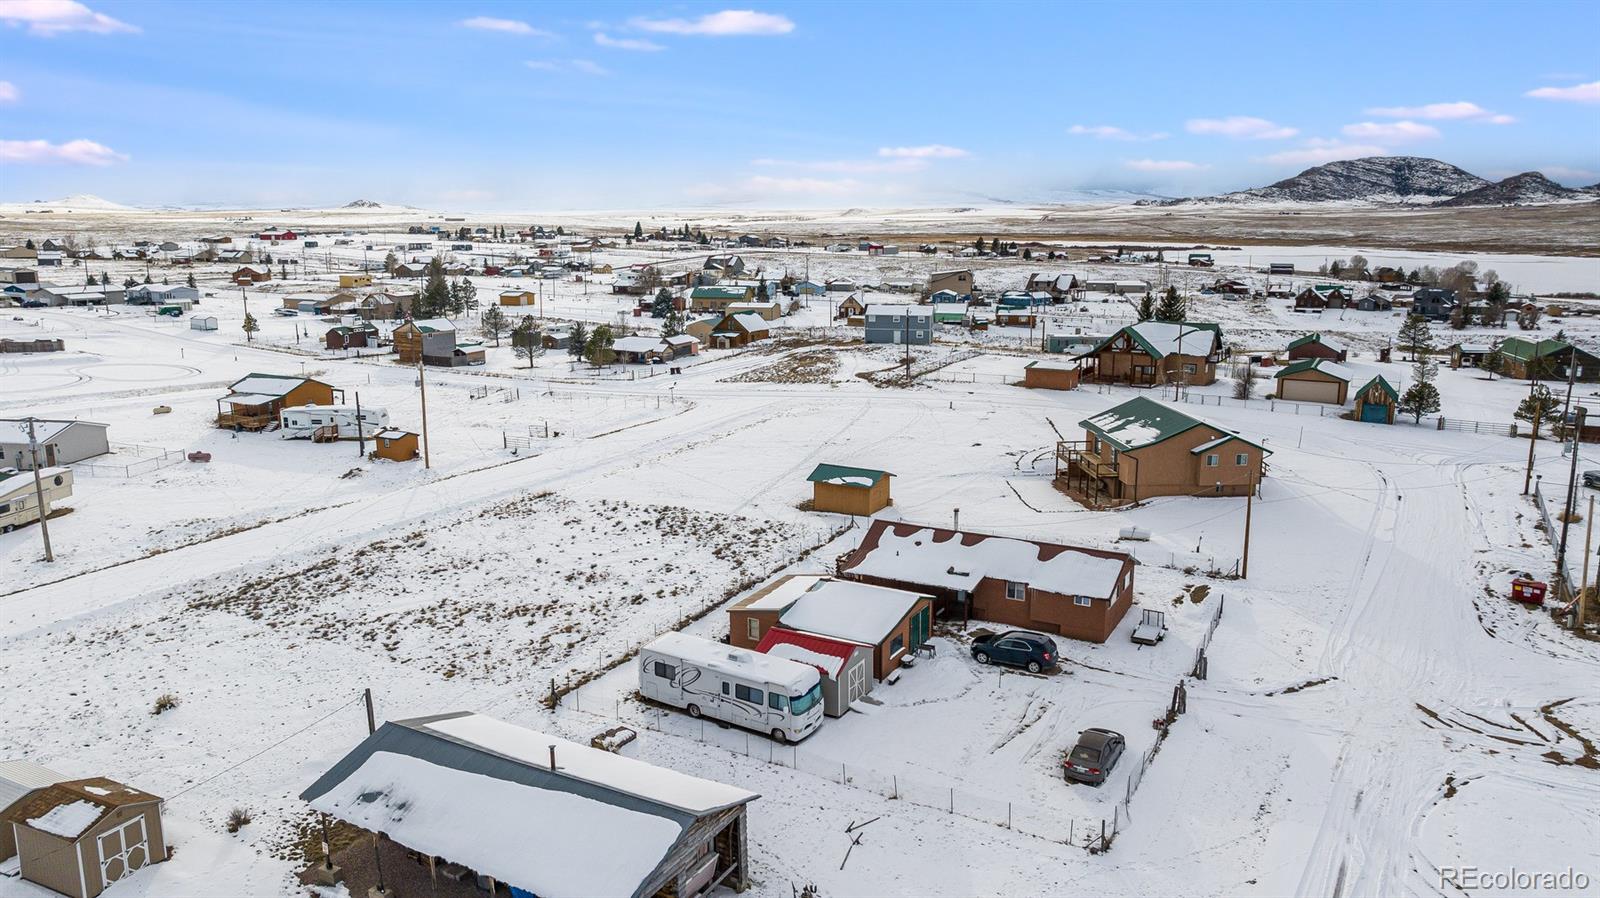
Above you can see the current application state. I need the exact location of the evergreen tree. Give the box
[480,306,508,347]
[1021,247,1033,260]
[186,272,196,288]
[123,276,138,289]
[419,257,450,319]
[86,272,97,286]
[1136,293,1156,321]
[568,322,588,358]
[633,221,643,240]
[1398,357,1441,424]
[459,278,477,311]
[24,239,34,250]
[143,272,153,284]
[650,288,674,319]
[584,324,615,367]
[1155,286,1186,322]
[383,251,398,275]
[662,309,684,338]
[100,272,111,286]
[1481,341,1504,380]
[1515,384,1559,429]
[1555,328,1568,343]
[241,312,259,342]
[1396,314,1435,361]
[556,226,565,236]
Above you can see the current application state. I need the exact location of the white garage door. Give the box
[1280,378,1341,404]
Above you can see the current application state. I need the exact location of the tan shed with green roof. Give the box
[807,464,893,516]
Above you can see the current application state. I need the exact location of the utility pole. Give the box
[1581,495,1594,633]
[1523,367,1545,495]
[417,355,432,469]
[24,418,55,563]
[1558,406,1587,575]
[1241,470,1254,579]
[903,306,911,382]
[354,392,367,457]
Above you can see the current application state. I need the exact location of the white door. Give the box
[1280,378,1340,404]
[97,816,149,885]
[845,662,867,705]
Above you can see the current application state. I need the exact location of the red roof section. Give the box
[756,627,860,675]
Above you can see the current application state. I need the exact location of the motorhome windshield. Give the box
[789,682,822,716]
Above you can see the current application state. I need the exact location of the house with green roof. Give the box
[1353,375,1398,424]
[1058,396,1269,503]
[807,463,894,516]
[1496,337,1600,381]
[1074,320,1224,387]
[1285,332,1348,362]
[1274,358,1354,404]
[688,285,757,313]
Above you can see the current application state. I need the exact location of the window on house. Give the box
[1206,454,1219,467]
[914,330,925,339]
[746,618,760,640]
[735,684,764,704]
[890,635,905,656]
[1006,581,1027,601]
[1074,596,1093,607]
[1236,453,1249,466]
[652,661,676,680]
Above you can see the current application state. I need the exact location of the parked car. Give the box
[1583,470,1600,489]
[21,300,46,308]
[1063,728,1125,785]
[970,630,1058,673]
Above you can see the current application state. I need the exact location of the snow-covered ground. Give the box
[2,237,1599,898]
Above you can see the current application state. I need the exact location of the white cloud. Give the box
[1526,80,1600,103]
[458,16,553,37]
[594,32,663,51]
[877,144,968,159]
[0,81,18,103]
[1341,120,1440,142]
[1542,165,1599,182]
[1364,101,1515,125]
[1259,141,1387,166]
[1068,124,1168,141]
[1186,116,1298,140]
[753,156,925,173]
[1123,159,1206,172]
[631,10,795,36]
[0,0,137,35]
[0,138,127,166]
[524,59,610,76]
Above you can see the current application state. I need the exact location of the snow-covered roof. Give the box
[612,336,667,354]
[777,579,931,646]
[665,334,699,347]
[409,317,456,333]
[1275,358,1355,382]
[227,373,321,397]
[866,303,931,319]
[731,313,768,333]
[756,629,865,679]
[645,632,818,693]
[0,418,106,445]
[27,799,100,838]
[735,574,826,611]
[1026,359,1080,372]
[844,523,1129,598]
[0,760,67,812]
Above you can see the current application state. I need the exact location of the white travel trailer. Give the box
[639,632,824,743]
[278,404,389,440]
[0,466,72,533]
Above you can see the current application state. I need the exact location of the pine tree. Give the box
[633,222,643,240]
[383,251,398,275]
[241,312,259,342]
[1398,357,1441,424]
[458,278,477,311]
[663,309,684,338]
[186,272,196,288]
[481,306,508,347]
[143,272,153,284]
[419,257,449,318]
[584,324,615,367]
[1155,286,1185,322]
[1021,247,1033,260]
[100,272,111,286]
[1396,314,1434,361]
[650,288,674,319]
[23,239,34,250]
[1515,384,1559,429]
[86,273,97,286]
[1480,343,1504,380]
[568,322,588,359]
[556,226,565,236]
[1136,293,1156,321]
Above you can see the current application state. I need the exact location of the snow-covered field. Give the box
[2,230,1599,898]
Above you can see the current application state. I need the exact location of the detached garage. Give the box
[0,419,111,470]
[1274,359,1353,404]
[755,628,874,717]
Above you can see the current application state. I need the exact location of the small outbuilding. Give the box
[1,777,166,898]
[1274,358,1353,404]
[1285,333,1348,362]
[1022,359,1081,391]
[1352,375,1398,424]
[807,463,893,516]
[371,429,420,462]
[755,628,874,717]
[0,419,111,469]
[189,315,217,331]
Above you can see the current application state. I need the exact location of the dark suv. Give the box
[1063,728,1125,785]
[970,630,1058,673]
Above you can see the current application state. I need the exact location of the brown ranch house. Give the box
[1075,320,1223,387]
[1058,396,1269,504]
[837,519,1136,643]
[216,373,339,431]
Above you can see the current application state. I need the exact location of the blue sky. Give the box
[2,0,1598,209]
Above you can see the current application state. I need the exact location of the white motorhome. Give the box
[0,466,72,533]
[278,404,389,440]
[639,632,824,743]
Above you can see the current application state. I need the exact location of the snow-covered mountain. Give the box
[1434,171,1591,207]
[1210,157,1489,204]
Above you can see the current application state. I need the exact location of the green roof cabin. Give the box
[807,463,894,516]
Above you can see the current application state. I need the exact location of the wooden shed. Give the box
[1352,375,1398,424]
[807,463,892,516]
[372,429,419,462]
[1274,358,1353,404]
[1,778,166,898]
[755,627,874,717]
[1022,360,1081,391]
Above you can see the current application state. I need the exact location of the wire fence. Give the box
[1191,595,1226,680]
[1532,480,1577,599]
[73,443,187,477]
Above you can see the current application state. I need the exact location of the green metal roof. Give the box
[1356,375,1398,401]
[1274,358,1352,381]
[1496,337,1594,363]
[1076,320,1223,362]
[807,463,892,487]
[1081,396,1269,454]
[690,286,751,300]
